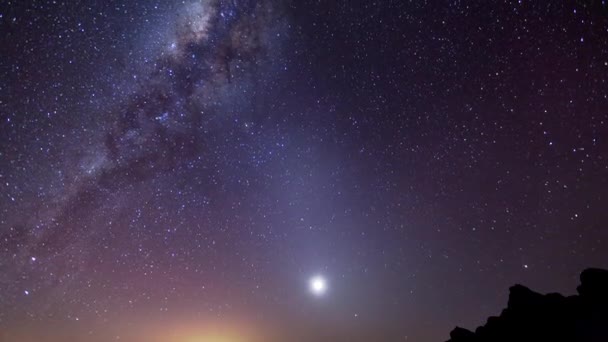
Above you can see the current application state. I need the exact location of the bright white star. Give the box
[309,275,327,296]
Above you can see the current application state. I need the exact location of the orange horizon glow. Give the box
[1,315,274,342]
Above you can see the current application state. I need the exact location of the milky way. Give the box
[2,1,292,338]
[10,0,287,278]
[2,1,608,341]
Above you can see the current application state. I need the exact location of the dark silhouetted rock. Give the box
[578,268,608,302]
[449,327,476,342]
[445,268,608,342]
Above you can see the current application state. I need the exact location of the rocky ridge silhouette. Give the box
[446,268,608,342]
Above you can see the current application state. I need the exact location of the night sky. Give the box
[1,1,608,341]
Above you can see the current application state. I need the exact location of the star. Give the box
[309,275,328,296]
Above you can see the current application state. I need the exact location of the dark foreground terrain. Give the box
[446,268,608,342]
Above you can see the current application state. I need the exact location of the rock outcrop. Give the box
[446,268,608,342]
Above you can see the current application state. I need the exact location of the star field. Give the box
[1,1,608,341]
